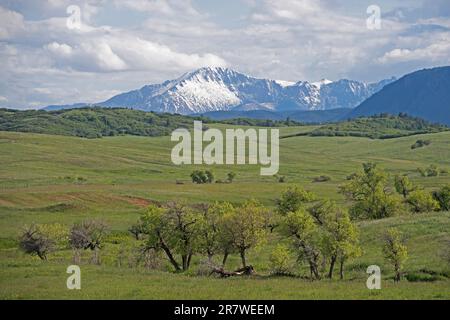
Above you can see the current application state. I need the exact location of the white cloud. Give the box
[1,0,450,109]
[379,39,450,64]
[0,7,25,39]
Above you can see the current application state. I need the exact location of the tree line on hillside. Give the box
[18,163,450,282]
[0,107,304,139]
[309,113,447,139]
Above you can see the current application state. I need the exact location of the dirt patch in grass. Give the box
[120,196,158,208]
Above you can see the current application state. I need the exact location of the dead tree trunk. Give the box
[210,265,255,278]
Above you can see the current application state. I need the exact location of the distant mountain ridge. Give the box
[44,67,395,114]
[350,66,450,125]
[195,108,350,123]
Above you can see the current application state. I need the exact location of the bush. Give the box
[205,171,214,183]
[411,140,431,149]
[405,272,443,282]
[406,190,440,213]
[426,165,439,177]
[269,244,292,275]
[313,175,331,183]
[190,170,214,184]
[227,172,236,183]
[191,170,208,184]
[433,185,450,211]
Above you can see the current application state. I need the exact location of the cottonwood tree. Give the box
[433,185,450,211]
[197,202,236,266]
[69,220,108,265]
[139,202,202,272]
[222,200,269,268]
[321,208,361,279]
[341,163,403,219]
[129,221,146,240]
[383,228,408,282]
[19,224,55,260]
[282,208,322,280]
[276,186,316,216]
[406,189,439,213]
[308,200,335,225]
[394,175,415,199]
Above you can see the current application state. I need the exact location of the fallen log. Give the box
[210,265,255,278]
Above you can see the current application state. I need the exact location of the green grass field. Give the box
[0,127,449,299]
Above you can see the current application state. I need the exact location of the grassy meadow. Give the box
[0,126,449,299]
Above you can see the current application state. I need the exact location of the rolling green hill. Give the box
[283,114,447,139]
[0,107,304,139]
[0,127,449,299]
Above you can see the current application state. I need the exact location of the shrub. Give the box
[426,165,439,177]
[191,170,208,184]
[433,185,450,211]
[405,272,442,282]
[411,140,431,149]
[269,244,292,275]
[418,165,440,177]
[205,171,214,183]
[190,170,214,184]
[313,175,331,183]
[227,172,236,183]
[406,190,440,213]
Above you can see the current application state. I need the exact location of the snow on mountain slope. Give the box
[48,67,395,114]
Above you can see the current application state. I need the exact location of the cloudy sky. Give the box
[0,0,449,109]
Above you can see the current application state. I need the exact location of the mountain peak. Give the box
[312,79,333,88]
[46,68,395,114]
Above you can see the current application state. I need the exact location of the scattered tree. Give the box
[276,186,316,216]
[383,228,408,282]
[19,224,55,260]
[129,222,146,240]
[69,220,108,265]
[321,209,361,279]
[341,163,403,219]
[394,175,415,199]
[139,202,202,272]
[282,208,322,280]
[222,200,269,268]
[433,185,450,211]
[406,189,439,213]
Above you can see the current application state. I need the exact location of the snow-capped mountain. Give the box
[45,67,395,114]
[101,67,284,114]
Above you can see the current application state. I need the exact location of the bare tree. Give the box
[69,220,108,265]
[19,225,55,260]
